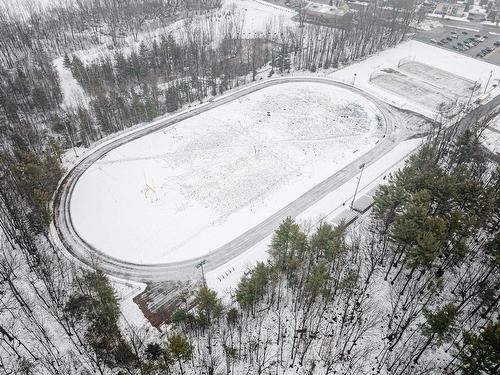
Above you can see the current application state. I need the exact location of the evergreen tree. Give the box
[167,334,192,375]
[459,322,500,374]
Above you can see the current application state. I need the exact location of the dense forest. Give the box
[0,0,498,374]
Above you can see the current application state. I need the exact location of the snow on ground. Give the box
[482,114,500,155]
[207,137,425,301]
[369,61,475,112]
[50,0,295,107]
[53,57,88,108]
[111,278,151,327]
[70,82,384,264]
[399,61,475,94]
[65,0,295,65]
[370,67,460,111]
[0,0,57,17]
[428,13,470,23]
[329,40,500,118]
[415,18,442,31]
[229,0,295,33]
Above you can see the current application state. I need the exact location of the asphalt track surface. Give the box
[51,76,426,283]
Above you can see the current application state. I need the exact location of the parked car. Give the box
[495,40,500,46]
[462,31,468,34]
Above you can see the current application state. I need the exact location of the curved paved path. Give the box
[51,77,421,282]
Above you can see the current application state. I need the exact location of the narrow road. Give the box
[51,76,428,283]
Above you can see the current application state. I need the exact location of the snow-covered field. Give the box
[330,40,500,117]
[70,82,384,264]
[369,60,475,111]
[399,61,475,95]
[371,68,459,111]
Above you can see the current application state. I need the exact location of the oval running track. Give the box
[50,76,417,283]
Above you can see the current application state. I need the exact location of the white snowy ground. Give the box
[0,0,55,16]
[428,13,470,23]
[62,0,294,65]
[329,40,500,118]
[229,0,295,33]
[111,278,154,332]
[70,82,384,264]
[206,137,425,301]
[482,114,500,155]
[53,57,88,108]
[370,67,460,111]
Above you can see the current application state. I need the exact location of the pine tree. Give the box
[414,304,458,364]
[167,334,192,375]
[63,53,72,70]
[270,217,307,279]
[458,322,500,374]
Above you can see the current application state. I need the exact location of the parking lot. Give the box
[415,25,500,65]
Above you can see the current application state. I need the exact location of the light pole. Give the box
[484,70,493,94]
[352,73,357,85]
[350,163,365,210]
[466,80,478,107]
[196,260,207,287]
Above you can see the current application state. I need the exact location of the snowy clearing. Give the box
[53,57,88,108]
[330,40,500,117]
[371,68,459,111]
[70,81,384,264]
[232,0,295,33]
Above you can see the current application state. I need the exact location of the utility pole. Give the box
[466,80,477,107]
[196,260,207,287]
[350,163,365,209]
[484,70,493,94]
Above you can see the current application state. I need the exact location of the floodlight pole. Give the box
[350,163,365,210]
[484,70,493,94]
[466,81,477,107]
[196,260,207,287]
